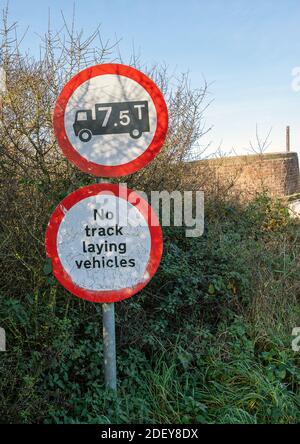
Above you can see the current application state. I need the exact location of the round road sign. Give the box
[45,183,163,303]
[53,64,168,177]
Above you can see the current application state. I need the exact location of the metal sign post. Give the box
[102,302,117,390]
[97,178,117,392]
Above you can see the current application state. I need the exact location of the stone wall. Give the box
[186,152,300,201]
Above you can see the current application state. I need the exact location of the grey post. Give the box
[102,302,117,390]
[286,126,290,153]
[0,327,6,352]
[96,177,117,391]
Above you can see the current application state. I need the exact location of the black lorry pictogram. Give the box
[73,100,150,142]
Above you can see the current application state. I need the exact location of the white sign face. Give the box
[64,75,157,167]
[57,194,151,291]
[53,64,168,177]
[46,185,163,303]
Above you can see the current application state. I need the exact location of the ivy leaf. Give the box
[276,369,286,380]
[208,283,215,295]
[43,259,52,275]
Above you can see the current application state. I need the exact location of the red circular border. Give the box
[45,184,163,303]
[53,64,168,177]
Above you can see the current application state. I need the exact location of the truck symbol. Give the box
[73,100,150,142]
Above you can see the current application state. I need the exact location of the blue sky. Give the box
[4,0,300,156]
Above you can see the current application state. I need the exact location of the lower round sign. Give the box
[45,184,163,303]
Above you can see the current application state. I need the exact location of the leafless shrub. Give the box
[129,71,211,191]
[247,124,272,155]
[0,7,211,190]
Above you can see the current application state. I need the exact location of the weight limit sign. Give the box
[53,64,168,177]
[45,184,163,303]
